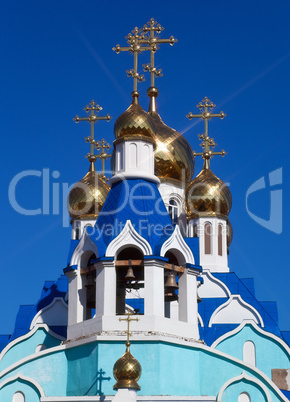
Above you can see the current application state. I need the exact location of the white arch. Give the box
[208,295,264,327]
[30,297,68,329]
[243,341,256,366]
[212,320,290,353]
[199,269,231,298]
[70,227,99,268]
[160,225,194,265]
[198,313,204,327]
[0,373,45,397]
[106,220,152,257]
[217,371,271,402]
[0,324,64,363]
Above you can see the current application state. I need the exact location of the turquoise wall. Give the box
[0,337,286,401]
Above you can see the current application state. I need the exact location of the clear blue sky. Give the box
[1,0,290,334]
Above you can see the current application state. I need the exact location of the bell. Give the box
[164,272,178,290]
[125,266,135,282]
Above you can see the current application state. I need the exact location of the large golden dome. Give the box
[113,343,142,390]
[114,93,155,140]
[67,162,110,220]
[185,167,232,220]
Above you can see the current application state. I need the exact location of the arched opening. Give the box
[218,223,223,256]
[164,250,180,319]
[238,392,251,402]
[80,251,97,320]
[243,340,256,366]
[193,223,198,237]
[116,247,144,315]
[204,222,212,254]
[168,199,178,224]
[13,392,25,402]
[75,226,80,240]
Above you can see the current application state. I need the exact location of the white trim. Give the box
[0,372,45,397]
[110,172,160,185]
[212,320,290,353]
[199,269,231,298]
[160,225,194,264]
[41,397,216,402]
[198,313,204,327]
[217,371,272,402]
[208,295,264,327]
[105,220,152,257]
[70,228,99,267]
[30,297,68,329]
[0,324,64,362]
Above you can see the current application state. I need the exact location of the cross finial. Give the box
[141,18,177,88]
[119,311,139,351]
[113,27,151,95]
[94,139,112,181]
[186,97,227,169]
[73,100,112,164]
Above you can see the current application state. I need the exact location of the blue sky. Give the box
[1,0,290,334]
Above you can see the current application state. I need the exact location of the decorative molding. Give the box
[30,298,68,330]
[216,371,271,402]
[198,313,204,328]
[106,220,152,257]
[160,225,194,265]
[70,228,99,267]
[199,270,231,298]
[212,320,290,353]
[208,295,264,327]
[0,324,64,362]
[0,372,45,397]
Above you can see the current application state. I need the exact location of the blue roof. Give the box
[90,179,175,256]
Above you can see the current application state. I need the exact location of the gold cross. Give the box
[119,311,139,347]
[95,139,112,181]
[73,100,112,162]
[186,97,227,169]
[113,27,151,93]
[141,18,177,87]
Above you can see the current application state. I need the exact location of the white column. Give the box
[178,268,199,339]
[65,268,84,326]
[144,259,165,317]
[95,260,116,317]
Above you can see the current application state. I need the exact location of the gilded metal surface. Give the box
[67,167,110,220]
[114,96,155,139]
[185,167,232,219]
[151,111,194,183]
[113,348,142,390]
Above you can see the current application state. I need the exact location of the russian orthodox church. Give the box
[1,19,289,402]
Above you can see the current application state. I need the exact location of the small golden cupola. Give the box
[111,24,159,185]
[113,313,142,391]
[185,97,231,220]
[185,97,233,257]
[68,100,112,222]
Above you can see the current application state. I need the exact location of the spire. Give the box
[113,27,150,97]
[73,100,112,173]
[141,18,177,113]
[186,97,226,169]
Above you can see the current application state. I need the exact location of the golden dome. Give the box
[67,162,110,220]
[113,343,142,390]
[185,167,232,220]
[114,93,155,140]
[151,112,194,183]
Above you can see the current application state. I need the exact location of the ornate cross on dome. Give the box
[73,100,112,164]
[119,312,139,350]
[186,97,226,169]
[95,139,112,181]
[141,18,177,88]
[113,27,151,94]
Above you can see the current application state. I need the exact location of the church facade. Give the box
[1,19,289,402]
